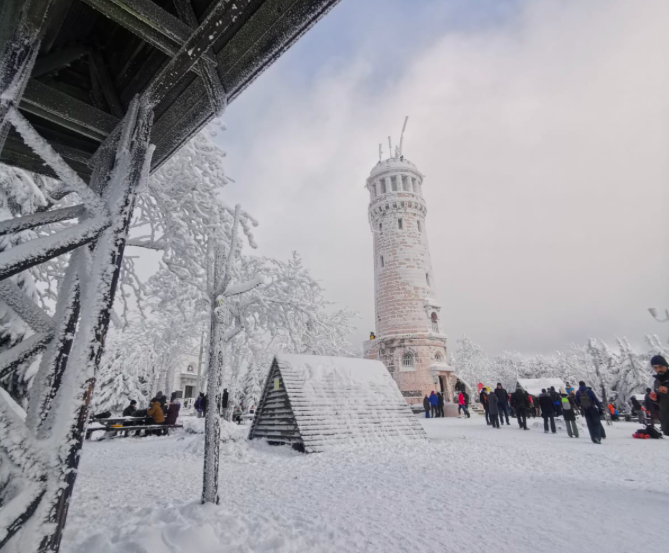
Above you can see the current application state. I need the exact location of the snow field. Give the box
[61,416,668,553]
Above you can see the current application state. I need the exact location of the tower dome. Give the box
[363,119,453,410]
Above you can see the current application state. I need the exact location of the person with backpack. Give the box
[487,389,500,428]
[575,381,604,444]
[479,388,490,425]
[494,383,510,425]
[538,389,556,434]
[561,393,579,438]
[511,386,530,430]
[651,355,669,436]
[550,386,561,417]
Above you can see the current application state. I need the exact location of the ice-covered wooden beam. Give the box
[0,280,54,334]
[0,205,84,236]
[143,0,233,107]
[0,216,109,281]
[173,0,226,114]
[20,79,119,141]
[0,332,53,379]
[88,50,124,118]
[80,0,217,65]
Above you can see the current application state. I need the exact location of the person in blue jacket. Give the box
[575,381,603,444]
[429,391,439,418]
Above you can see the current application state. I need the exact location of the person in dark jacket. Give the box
[575,381,603,444]
[487,390,500,428]
[561,393,579,438]
[549,386,561,417]
[511,387,529,430]
[166,398,181,425]
[423,395,430,418]
[538,389,556,434]
[155,391,167,414]
[122,400,137,417]
[494,383,510,425]
[479,388,490,425]
[429,391,439,418]
[437,391,445,418]
[651,355,669,436]
[644,387,661,425]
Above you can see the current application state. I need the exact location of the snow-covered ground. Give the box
[61,416,668,553]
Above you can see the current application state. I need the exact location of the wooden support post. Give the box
[36,98,155,553]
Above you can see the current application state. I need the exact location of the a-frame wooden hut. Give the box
[249,354,426,452]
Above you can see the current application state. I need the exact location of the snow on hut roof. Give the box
[516,378,566,397]
[249,354,426,453]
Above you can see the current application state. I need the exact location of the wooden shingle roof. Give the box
[249,354,426,453]
[0,0,341,179]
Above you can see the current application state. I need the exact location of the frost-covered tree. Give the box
[452,335,490,388]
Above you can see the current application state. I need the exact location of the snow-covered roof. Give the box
[516,378,566,397]
[369,156,420,178]
[249,354,426,453]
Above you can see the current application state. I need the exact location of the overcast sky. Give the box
[209,0,667,355]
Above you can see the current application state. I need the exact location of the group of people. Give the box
[420,354,669,445]
[122,390,181,427]
[423,391,447,418]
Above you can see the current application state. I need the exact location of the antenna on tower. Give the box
[398,116,408,157]
[388,136,393,159]
[378,143,382,162]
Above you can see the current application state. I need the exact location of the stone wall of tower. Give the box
[364,157,453,408]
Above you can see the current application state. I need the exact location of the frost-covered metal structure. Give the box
[0,0,340,550]
[249,354,427,453]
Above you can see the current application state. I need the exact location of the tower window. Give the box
[380,256,384,268]
[402,175,410,191]
[398,219,403,230]
[435,352,443,362]
[426,273,430,286]
[379,222,382,231]
[431,312,439,332]
[391,177,398,192]
[380,179,387,193]
[402,352,415,368]
[417,220,421,232]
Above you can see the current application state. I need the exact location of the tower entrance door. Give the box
[439,375,446,393]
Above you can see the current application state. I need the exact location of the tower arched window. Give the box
[431,312,439,333]
[426,273,430,286]
[380,179,387,193]
[402,175,410,191]
[417,220,421,232]
[434,352,443,362]
[402,352,414,368]
[398,219,403,230]
[379,222,382,231]
[380,256,384,268]
[391,176,398,192]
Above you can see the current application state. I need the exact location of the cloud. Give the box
[218,0,668,355]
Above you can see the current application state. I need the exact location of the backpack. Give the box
[578,390,593,410]
[561,397,572,411]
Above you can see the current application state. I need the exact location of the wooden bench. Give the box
[85,423,183,439]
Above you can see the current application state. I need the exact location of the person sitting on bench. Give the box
[166,398,181,426]
[147,398,165,424]
[123,400,137,417]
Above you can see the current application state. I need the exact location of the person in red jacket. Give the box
[458,391,470,418]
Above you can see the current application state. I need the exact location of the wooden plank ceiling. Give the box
[0,0,340,179]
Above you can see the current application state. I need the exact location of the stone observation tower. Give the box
[363,118,455,410]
